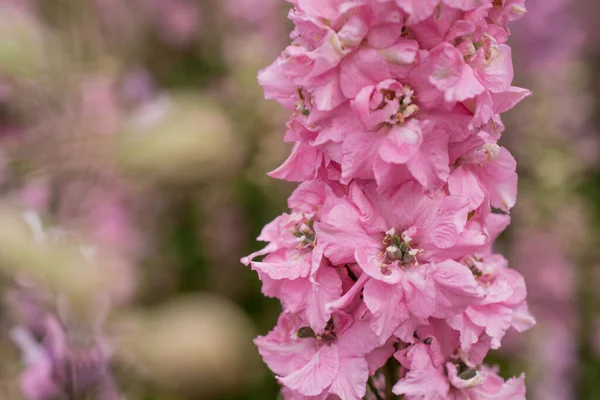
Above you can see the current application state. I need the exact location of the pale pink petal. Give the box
[477,44,514,93]
[392,344,450,398]
[510,302,536,332]
[446,313,485,351]
[376,39,420,64]
[269,142,321,182]
[258,59,296,108]
[379,121,424,164]
[363,279,409,343]
[328,358,369,400]
[278,345,339,396]
[405,125,450,190]
[443,0,487,10]
[303,267,343,331]
[341,132,381,183]
[251,249,311,280]
[396,0,440,25]
[429,44,485,102]
[339,48,391,99]
[255,314,319,377]
[416,261,480,319]
[491,86,531,113]
[448,167,486,210]
[312,74,346,111]
[315,204,374,265]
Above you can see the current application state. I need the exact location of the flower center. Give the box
[382,85,419,125]
[456,361,478,381]
[463,255,494,284]
[295,88,311,116]
[378,228,422,274]
[292,217,316,249]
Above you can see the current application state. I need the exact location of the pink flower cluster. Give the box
[243,1,535,398]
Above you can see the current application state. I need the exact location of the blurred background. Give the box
[0,0,598,399]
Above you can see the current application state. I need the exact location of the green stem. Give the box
[367,377,384,400]
[383,356,400,400]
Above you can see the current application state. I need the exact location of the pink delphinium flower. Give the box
[244,0,534,398]
[393,337,527,400]
[446,253,534,352]
[7,212,125,400]
[143,0,201,45]
[256,311,391,400]
[243,180,345,332]
[11,316,119,400]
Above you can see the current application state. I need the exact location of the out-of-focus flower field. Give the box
[0,0,599,399]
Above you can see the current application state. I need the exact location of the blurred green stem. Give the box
[383,356,400,400]
[367,377,384,400]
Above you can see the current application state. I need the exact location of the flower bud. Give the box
[113,294,260,397]
[0,207,127,312]
[117,92,240,184]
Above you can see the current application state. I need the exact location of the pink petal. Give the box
[278,345,339,396]
[429,44,485,102]
[448,167,486,210]
[328,358,369,400]
[379,121,424,164]
[396,0,440,25]
[427,260,481,318]
[304,267,343,331]
[269,142,321,182]
[392,344,450,398]
[363,279,409,343]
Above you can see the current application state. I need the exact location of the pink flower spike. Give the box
[246,0,534,397]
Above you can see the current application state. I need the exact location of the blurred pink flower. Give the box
[146,0,201,45]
